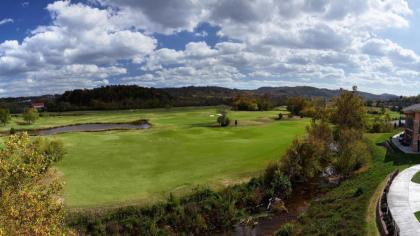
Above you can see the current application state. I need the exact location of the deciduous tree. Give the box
[280,138,323,182]
[330,88,367,130]
[23,107,39,124]
[0,133,68,235]
[0,108,10,126]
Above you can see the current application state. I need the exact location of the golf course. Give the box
[2,106,309,208]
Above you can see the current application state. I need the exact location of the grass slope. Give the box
[412,171,420,184]
[48,107,308,208]
[297,133,420,235]
[415,211,420,222]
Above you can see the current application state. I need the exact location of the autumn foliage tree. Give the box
[280,138,324,183]
[330,87,371,176]
[0,133,68,235]
[280,86,371,183]
[286,97,308,116]
[330,88,367,130]
[231,94,258,111]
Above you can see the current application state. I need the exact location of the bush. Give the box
[275,223,295,236]
[263,162,292,199]
[278,113,283,120]
[353,187,363,197]
[286,97,309,116]
[334,129,371,176]
[280,139,323,183]
[370,116,394,133]
[217,115,230,127]
[9,127,15,135]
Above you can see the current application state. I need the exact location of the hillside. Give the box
[0,85,398,113]
[254,86,397,101]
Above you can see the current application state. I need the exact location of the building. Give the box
[403,104,420,151]
[31,102,45,112]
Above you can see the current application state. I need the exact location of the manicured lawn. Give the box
[46,107,308,208]
[366,108,402,122]
[297,133,420,235]
[1,106,292,132]
[412,171,420,184]
[415,211,420,221]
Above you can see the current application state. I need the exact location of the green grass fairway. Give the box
[42,107,309,208]
[366,108,401,122]
[1,106,288,132]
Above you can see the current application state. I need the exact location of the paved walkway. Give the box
[388,165,420,236]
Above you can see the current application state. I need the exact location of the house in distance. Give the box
[31,102,46,112]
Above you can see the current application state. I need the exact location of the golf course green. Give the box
[3,107,310,208]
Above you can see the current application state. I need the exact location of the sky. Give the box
[1,0,420,97]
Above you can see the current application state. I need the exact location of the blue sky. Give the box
[1,0,420,97]
[380,0,420,54]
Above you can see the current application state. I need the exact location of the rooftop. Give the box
[403,104,420,113]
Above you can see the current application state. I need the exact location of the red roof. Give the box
[32,102,45,107]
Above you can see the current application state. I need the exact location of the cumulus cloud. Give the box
[1,0,419,96]
[0,1,155,95]
[114,0,417,95]
[0,1,157,74]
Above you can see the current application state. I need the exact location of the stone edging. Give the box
[376,170,400,236]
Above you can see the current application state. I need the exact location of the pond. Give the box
[36,123,151,136]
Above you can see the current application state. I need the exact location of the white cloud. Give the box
[0,1,156,95]
[0,18,13,26]
[1,0,420,96]
[0,1,156,73]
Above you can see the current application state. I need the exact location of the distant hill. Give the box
[0,85,398,113]
[253,86,397,101]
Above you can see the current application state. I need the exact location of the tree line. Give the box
[1,85,396,113]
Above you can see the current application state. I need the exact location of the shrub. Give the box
[334,129,371,176]
[263,162,292,199]
[370,116,393,133]
[275,223,295,236]
[0,133,67,235]
[278,113,283,120]
[36,139,66,163]
[280,139,323,183]
[353,187,363,197]
[9,127,15,135]
[286,97,309,116]
[217,115,230,127]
